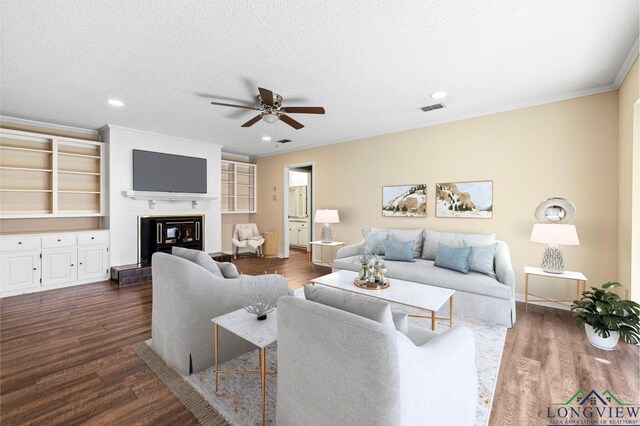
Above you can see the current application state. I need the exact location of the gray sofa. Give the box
[151,251,291,375]
[333,229,516,326]
[277,295,478,425]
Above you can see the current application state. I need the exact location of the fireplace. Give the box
[138,215,204,264]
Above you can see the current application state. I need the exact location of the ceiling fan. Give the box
[210,87,325,130]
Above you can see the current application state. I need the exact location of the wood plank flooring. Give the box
[1,249,638,425]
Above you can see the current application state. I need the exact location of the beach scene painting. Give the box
[436,181,493,218]
[382,184,427,217]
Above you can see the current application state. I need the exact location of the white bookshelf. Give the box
[221,160,256,214]
[0,129,105,218]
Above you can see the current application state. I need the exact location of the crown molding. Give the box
[249,83,618,160]
[0,115,99,138]
[614,37,639,88]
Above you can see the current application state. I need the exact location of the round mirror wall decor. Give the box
[534,198,576,224]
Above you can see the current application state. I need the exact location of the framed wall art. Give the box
[382,184,426,217]
[436,181,493,218]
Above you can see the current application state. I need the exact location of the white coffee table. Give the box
[212,308,277,426]
[311,270,455,330]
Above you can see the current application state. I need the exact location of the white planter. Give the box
[585,324,619,351]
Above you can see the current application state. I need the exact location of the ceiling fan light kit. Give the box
[211,86,325,130]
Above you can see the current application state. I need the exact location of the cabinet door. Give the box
[42,248,77,286]
[78,246,109,281]
[0,251,40,292]
[298,228,309,245]
[289,227,298,245]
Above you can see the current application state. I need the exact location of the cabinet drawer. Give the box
[0,236,40,252]
[42,234,77,249]
[78,232,108,246]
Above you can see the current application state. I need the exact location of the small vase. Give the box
[257,314,267,321]
[585,324,619,351]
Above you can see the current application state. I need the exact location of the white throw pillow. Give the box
[422,230,496,261]
[238,227,254,241]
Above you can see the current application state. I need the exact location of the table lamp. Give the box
[529,223,579,274]
[314,209,340,243]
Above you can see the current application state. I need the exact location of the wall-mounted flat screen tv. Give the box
[133,149,207,194]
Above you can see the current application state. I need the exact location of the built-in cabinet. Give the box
[221,160,256,214]
[0,128,105,219]
[289,220,309,247]
[0,230,109,297]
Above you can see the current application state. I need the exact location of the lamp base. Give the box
[541,245,565,274]
[321,223,333,243]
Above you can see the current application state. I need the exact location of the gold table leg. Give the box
[431,310,435,331]
[525,273,529,313]
[449,295,453,328]
[214,323,219,391]
[260,347,266,426]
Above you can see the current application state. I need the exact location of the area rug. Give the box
[135,293,507,426]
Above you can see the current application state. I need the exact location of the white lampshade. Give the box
[262,113,279,124]
[314,209,340,224]
[530,223,580,246]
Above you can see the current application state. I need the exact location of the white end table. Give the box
[524,266,588,313]
[212,309,277,426]
[308,240,345,267]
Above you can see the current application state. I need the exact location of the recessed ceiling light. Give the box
[107,99,125,107]
[262,136,272,142]
[431,92,447,100]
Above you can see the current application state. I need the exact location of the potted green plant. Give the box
[571,282,640,350]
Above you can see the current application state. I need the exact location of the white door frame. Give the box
[283,161,315,259]
[631,99,640,303]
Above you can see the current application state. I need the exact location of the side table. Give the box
[262,232,278,258]
[212,309,277,426]
[524,266,588,313]
[308,240,345,267]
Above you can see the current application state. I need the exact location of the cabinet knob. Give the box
[57,239,61,242]
[17,241,22,245]
[91,237,95,240]
[33,267,37,271]
[71,264,74,267]
[79,262,83,265]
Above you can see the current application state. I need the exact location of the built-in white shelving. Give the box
[0,128,105,219]
[221,160,256,214]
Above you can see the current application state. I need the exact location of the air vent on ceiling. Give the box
[277,139,292,144]
[420,103,445,112]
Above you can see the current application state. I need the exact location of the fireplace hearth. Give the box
[138,215,204,264]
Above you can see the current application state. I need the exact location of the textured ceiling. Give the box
[1,1,638,157]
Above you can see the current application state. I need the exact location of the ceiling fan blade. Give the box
[279,114,304,130]
[258,87,274,106]
[211,101,260,111]
[241,114,263,127]
[280,106,325,114]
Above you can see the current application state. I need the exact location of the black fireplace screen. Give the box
[139,216,203,264]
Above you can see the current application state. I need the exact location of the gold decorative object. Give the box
[354,277,390,290]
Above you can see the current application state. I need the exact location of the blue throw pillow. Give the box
[383,240,415,262]
[463,241,498,278]
[434,243,471,274]
[362,228,388,255]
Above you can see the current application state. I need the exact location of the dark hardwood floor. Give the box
[1,249,637,425]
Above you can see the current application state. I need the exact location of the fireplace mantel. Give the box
[123,190,218,209]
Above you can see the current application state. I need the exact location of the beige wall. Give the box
[251,91,620,299]
[618,57,640,301]
[221,213,250,253]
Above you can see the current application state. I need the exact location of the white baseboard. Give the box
[515,293,571,311]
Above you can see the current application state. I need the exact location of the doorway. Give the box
[283,162,314,259]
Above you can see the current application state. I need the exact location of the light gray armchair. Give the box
[276,295,478,426]
[151,252,291,375]
[231,223,265,259]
